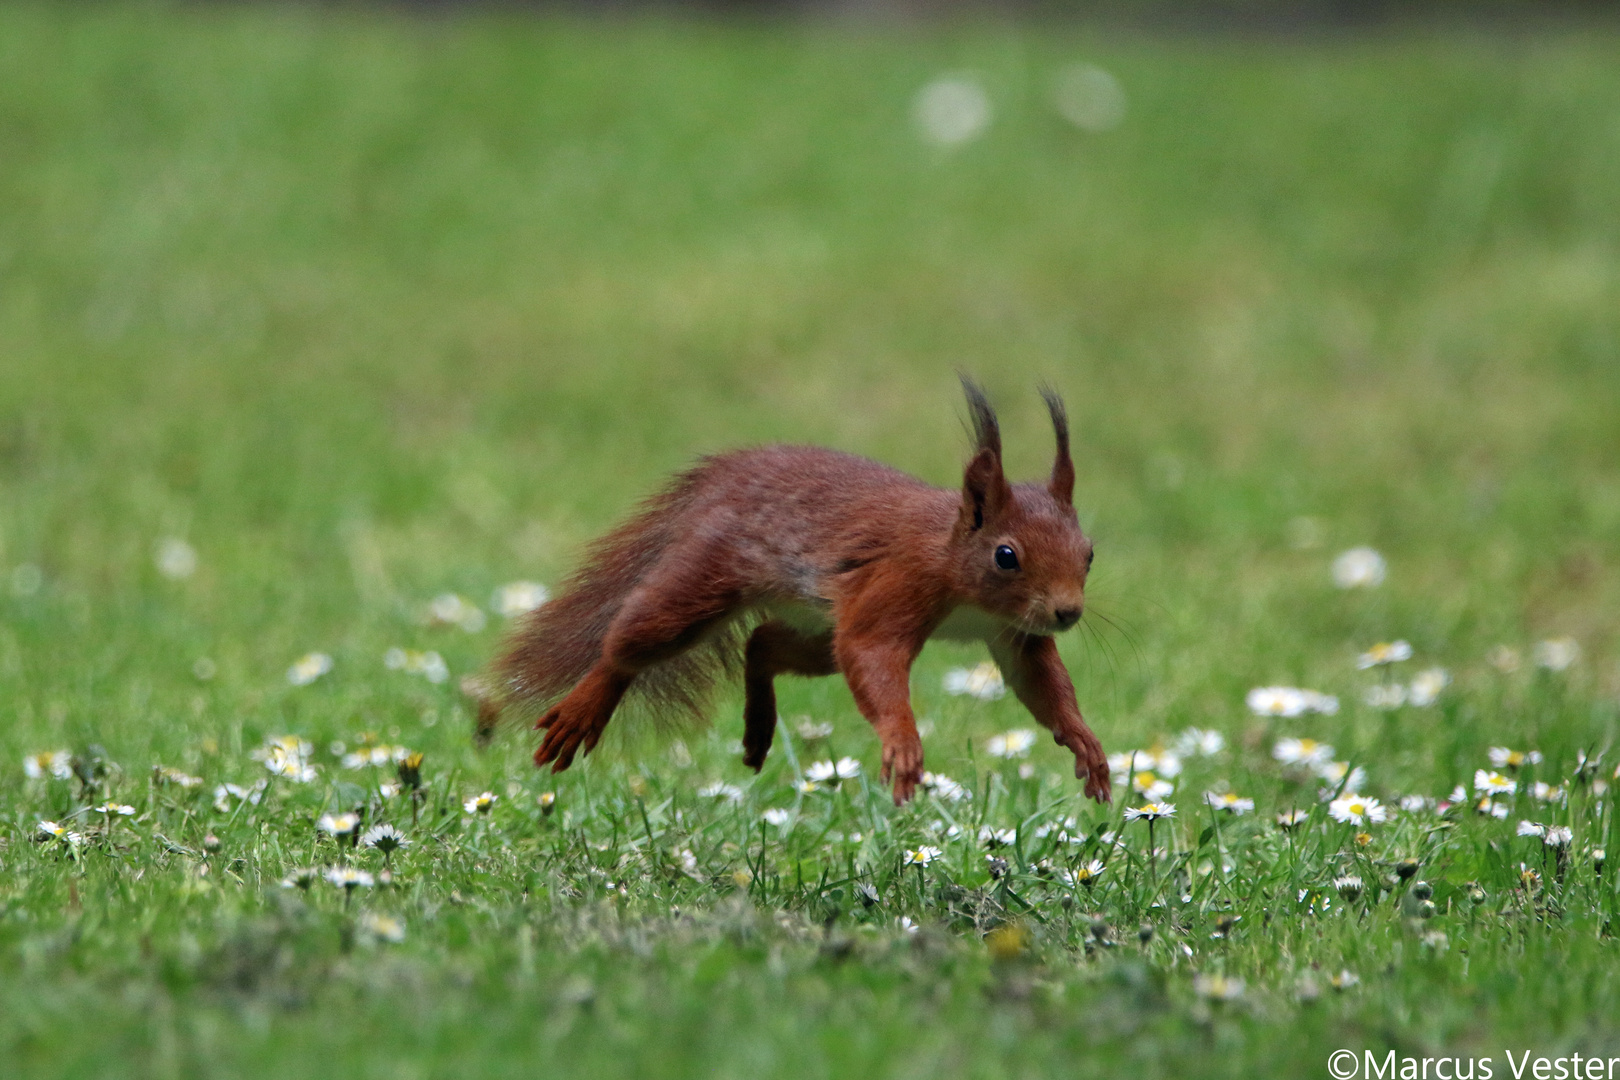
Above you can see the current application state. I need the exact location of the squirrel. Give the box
[472,378,1110,806]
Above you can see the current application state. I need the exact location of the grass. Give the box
[3,3,1620,1077]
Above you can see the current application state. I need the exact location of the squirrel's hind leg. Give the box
[535,556,745,772]
[742,622,837,771]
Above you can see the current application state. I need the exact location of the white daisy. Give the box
[1533,637,1580,671]
[1516,820,1546,838]
[1543,826,1573,848]
[358,912,406,944]
[698,781,744,802]
[1131,770,1175,800]
[286,652,334,686]
[1123,802,1176,822]
[1474,770,1516,796]
[492,581,549,618]
[1407,668,1450,707]
[761,808,792,827]
[805,757,861,783]
[463,792,497,815]
[1204,792,1254,814]
[943,661,1006,700]
[1332,547,1386,589]
[986,729,1037,759]
[920,772,970,801]
[23,750,74,781]
[1488,746,1542,770]
[1327,794,1387,826]
[1356,641,1413,669]
[426,593,485,633]
[1273,738,1335,769]
[1364,684,1408,710]
[1247,686,1308,717]
[904,846,942,867]
[1172,728,1226,758]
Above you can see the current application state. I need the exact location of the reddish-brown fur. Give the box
[475,379,1110,805]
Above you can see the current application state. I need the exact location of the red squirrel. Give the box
[474,378,1110,805]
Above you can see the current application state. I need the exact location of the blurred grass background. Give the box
[1,3,1619,1074]
[4,3,1617,749]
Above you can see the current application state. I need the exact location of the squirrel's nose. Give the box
[1053,607,1081,630]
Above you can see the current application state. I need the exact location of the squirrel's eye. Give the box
[994,545,1020,572]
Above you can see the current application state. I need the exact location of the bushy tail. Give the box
[473,466,745,743]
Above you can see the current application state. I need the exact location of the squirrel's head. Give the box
[953,379,1093,637]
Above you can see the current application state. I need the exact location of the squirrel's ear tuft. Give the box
[1039,383,1074,506]
[960,375,1001,461]
[959,377,1010,529]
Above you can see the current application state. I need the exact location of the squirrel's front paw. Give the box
[880,734,924,806]
[1059,727,1111,804]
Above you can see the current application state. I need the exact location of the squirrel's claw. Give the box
[879,733,924,806]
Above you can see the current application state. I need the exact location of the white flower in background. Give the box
[914,74,992,147]
[795,719,834,740]
[1193,973,1245,1002]
[1246,687,1337,718]
[358,912,406,944]
[904,846,942,867]
[37,820,83,845]
[805,757,862,783]
[342,745,411,770]
[1356,641,1413,669]
[1399,795,1434,813]
[1247,686,1308,717]
[1051,63,1126,132]
[1516,820,1546,838]
[698,781,744,802]
[1408,668,1450,706]
[1123,802,1176,822]
[1531,782,1567,804]
[154,537,198,579]
[1327,794,1386,826]
[976,826,1016,848]
[1475,797,1509,820]
[154,765,204,788]
[1173,728,1225,758]
[1061,859,1108,887]
[921,772,970,801]
[986,729,1037,759]
[384,648,449,684]
[361,824,409,854]
[324,866,374,889]
[1205,791,1254,814]
[1131,770,1175,800]
[1316,761,1366,793]
[286,652,333,686]
[97,802,136,816]
[463,792,497,814]
[1107,748,1182,779]
[1487,645,1522,673]
[23,750,74,781]
[212,780,267,813]
[317,812,360,838]
[1332,547,1386,589]
[1544,826,1573,848]
[1365,684,1407,710]
[1474,770,1516,796]
[255,736,317,783]
[426,593,486,633]
[1533,637,1580,671]
[1488,747,1542,770]
[943,662,1005,700]
[1275,809,1310,830]
[762,808,792,827]
[1274,738,1334,769]
[1303,691,1340,715]
[492,581,548,618]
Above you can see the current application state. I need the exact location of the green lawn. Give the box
[3,4,1620,1077]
